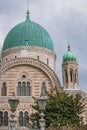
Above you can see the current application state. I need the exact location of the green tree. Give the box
[30,88,85,128]
[29,96,40,127]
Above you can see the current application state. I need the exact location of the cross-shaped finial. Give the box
[68,44,70,51]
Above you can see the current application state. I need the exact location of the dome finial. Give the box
[26,10,30,21]
[26,0,30,21]
[68,41,70,51]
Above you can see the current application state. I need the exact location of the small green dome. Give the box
[3,11,54,51]
[63,45,77,62]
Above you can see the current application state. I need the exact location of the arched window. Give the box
[19,111,23,126]
[17,82,21,96]
[65,70,68,82]
[22,82,26,96]
[1,83,7,96]
[24,111,29,126]
[75,70,77,83]
[70,69,73,82]
[4,111,8,126]
[0,111,3,126]
[26,82,31,96]
[17,82,31,96]
[41,82,46,96]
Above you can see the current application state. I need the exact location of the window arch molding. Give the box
[14,71,33,96]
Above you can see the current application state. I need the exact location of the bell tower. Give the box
[62,45,79,90]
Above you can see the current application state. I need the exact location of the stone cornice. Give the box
[62,61,78,65]
[2,46,56,58]
[2,58,61,89]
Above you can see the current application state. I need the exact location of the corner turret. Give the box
[62,45,79,90]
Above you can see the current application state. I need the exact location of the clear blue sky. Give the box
[0,0,87,92]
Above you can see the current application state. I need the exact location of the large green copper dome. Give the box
[3,11,54,51]
[63,45,77,62]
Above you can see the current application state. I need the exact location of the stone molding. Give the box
[2,46,56,58]
[2,57,61,89]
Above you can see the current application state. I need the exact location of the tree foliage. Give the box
[30,88,85,128]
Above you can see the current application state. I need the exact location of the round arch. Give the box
[2,58,61,89]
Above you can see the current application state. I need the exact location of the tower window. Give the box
[75,73,76,82]
[70,69,73,82]
[75,70,77,83]
[65,70,68,82]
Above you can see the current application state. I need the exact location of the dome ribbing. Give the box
[63,45,77,62]
[3,12,54,51]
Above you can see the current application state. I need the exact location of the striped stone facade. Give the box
[0,46,61,127]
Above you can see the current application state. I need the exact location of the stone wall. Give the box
[2,46,56,71]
